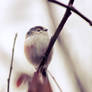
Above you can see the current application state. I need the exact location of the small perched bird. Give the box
[24,26,52,69]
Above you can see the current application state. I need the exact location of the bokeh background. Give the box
[0,0,92,92]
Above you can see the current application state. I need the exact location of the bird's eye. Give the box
[37,29,40,32]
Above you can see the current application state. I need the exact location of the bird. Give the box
[24,26,53,69]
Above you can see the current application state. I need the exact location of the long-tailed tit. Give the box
[24,26,53,69]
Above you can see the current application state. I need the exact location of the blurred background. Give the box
[0,0,92,92]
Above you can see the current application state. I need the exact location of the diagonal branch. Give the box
[38,0,74,72]
[48,0,92,26]
[7,33,18,92]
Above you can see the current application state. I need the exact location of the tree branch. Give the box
[7,33,18,92]
[48,0,92,26]
[38,0,74,72]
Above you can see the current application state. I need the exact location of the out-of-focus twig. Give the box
[47,70,62,92]
[58,36,87,92]
[7,33,18,92]
[48,0,92,26]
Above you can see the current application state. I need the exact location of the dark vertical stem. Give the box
[7,33,17,92]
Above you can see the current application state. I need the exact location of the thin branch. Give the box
[47,70,62,92]
[48,0,92,26]
[7,33,18,92]
[38,0,74,72]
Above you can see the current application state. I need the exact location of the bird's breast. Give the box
[24,32,50,67]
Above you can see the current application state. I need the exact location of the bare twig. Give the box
[48,0,92,26]
[7,33,18,92]
[47,70,62,92]
[38,0,74,72]
[37,0,74,91]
